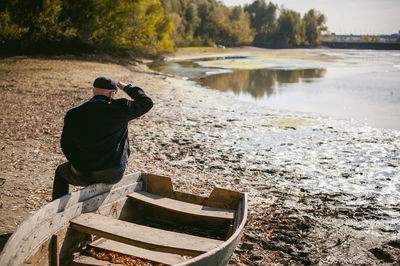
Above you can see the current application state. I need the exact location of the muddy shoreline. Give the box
[0,50,399,265]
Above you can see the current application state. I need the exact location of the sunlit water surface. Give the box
[149,50,400,130]
[149,50,400,233]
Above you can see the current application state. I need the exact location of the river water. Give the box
[149,49,400,261]
[149,49,400,130]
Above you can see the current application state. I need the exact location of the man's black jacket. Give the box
[61,85,153,172]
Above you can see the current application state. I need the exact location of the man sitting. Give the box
[52,76,153,200]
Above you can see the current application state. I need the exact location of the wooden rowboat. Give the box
[0,173,247,265]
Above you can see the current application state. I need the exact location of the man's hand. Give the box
[117,81,128,90]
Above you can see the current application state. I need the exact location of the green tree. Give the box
[244,0,277,47]
[25,0,76,42]
[361,35,372,42]
[195,0,220,46]
[195,0,253,46]
[0,9,28,44]
[371,35,380,42]
[1,0,75,47]
[163,0,253,47]
[276,9,304,47]
[303,9,326,47]
[161,0,200,46]
[1,0,174,54]
[227,6,254,46]
[63,0,174,54]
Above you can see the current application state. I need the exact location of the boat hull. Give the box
[0,173,247,266]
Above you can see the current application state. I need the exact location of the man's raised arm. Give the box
[117,81,153,119]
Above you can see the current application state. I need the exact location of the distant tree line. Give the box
[322,34,400,43]
[0,0,174,54]
[161,0,254,47]
[0,0,327,55]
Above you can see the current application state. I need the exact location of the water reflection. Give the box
[194,68,326,99]
[149,52,400,130]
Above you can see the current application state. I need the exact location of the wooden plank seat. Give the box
[88,238,189,265]
[127,191,235,221]
[70,213,223,257]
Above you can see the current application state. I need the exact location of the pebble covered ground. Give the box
[131,76,400,265]
[0,53,399,265]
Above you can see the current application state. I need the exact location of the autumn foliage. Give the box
[0,0,327,55]
[0,0,174,54]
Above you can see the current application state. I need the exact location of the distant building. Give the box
[331,34,361,41]
[328,32,399,42]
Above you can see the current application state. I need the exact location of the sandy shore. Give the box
[0,49,399,265]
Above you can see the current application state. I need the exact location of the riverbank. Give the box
[0,50,399,265]
[322,41,400,50]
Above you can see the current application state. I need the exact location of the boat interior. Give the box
[22,174,245,265]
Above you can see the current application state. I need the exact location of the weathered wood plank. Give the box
[18,182,139,263]
[174,191,208,205]
[202,187,243,210]
[71,255,119,265]
[175,193,248,266]
[89,238,188,265]
[143,173,175,198]
[0,173,142,266]
[128,191,234,220]
[70,213,223,257]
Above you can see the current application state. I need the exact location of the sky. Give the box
[220,0,400,35]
